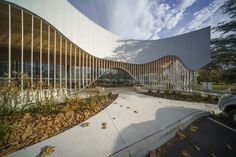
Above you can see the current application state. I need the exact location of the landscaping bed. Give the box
[142,90,219,104]
[0,93,118,156]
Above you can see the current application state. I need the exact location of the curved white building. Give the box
[0,0,210,94]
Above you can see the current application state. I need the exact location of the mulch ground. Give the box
[0,94,118,156]
[142,91,218,104]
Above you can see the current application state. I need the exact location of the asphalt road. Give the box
[149,115,236,157]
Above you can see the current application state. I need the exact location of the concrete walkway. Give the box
[7,90,220,157]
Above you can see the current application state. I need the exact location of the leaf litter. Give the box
[37,145,55,157]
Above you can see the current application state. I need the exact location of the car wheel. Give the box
[228,109,236,125]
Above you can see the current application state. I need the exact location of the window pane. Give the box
[11,6,21,81]
[33,17,40,83]
[61,37,65,88]
[67,42,70,88]
[56,32,60,88]
[71,45,75,88]
[0,3,9,79]
[49,27,54,88]
[23,11,32,82]
[42,22,48,88]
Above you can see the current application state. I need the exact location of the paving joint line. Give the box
[208,117,236,133]
[105,107,131,157]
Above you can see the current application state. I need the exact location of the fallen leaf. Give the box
[159,102,162,103]
[148,150,158,157]
[226,144,232,150]
[101,126,107,129]
[80,122,90,128]
[209,153,216,157]
[176,130,186,140]
[112,117,116,120]
[120,105,123,107]
[127,107,130,109]
[23,113,31,120]
[133,111,138,113]
[193,144,200,151]
[101,122,107,129]
[181,150,191,157]
[114,102,117,104]
[37,145,55,157]
[189,125,199,132]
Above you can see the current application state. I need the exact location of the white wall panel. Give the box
[6,0,210,70]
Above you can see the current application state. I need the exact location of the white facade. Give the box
[5,0,210,70]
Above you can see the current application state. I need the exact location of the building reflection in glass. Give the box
[95,68,134,87]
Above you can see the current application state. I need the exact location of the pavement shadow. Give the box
[109,106,204,157]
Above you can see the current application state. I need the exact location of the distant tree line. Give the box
[198,0,236,84]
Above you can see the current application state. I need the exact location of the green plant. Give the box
[28,99,44,113]
[0,77,20,117]
[207,94,214,102]
[78,96,97,112]
[0,73,38,117]
[107,91,112,97]
[192,92,202,101]
[46,99,61,114]
[65,96,82,105]
[214,96,219,102]
[0,124,12,141]
[164,90,170,96]
[134,80,141,86]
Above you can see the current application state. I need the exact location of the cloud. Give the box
[176,0,231,39]
[107,0,197,40]
[72,0,229,40]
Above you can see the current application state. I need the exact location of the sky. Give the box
[68,0,232,40]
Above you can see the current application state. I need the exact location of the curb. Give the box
[109,111,210,157]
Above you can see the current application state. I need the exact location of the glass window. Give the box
[76,47,80,88]
[42,22,48,88]
[23,11,32,82]
[49,27,54,88]
[0,3,9,79]
[33,17,40,83]
[80,50,84,88]
[56,32,60,88]
[95,68,133,87]
[71,45,75,88]
[11,6,21,81]
[61,37,65,88]
[67,42,70,88]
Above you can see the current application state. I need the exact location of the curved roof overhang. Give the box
[5,0,210,70]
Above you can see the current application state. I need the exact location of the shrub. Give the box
[214,96,219,102]
[148,89,152,93]
[45,99,61,114]
[0,78,21,117]
[192,92,202,101]
[65,96,82,105]
[164,90,170,96]
[0,124,12,141]
[78,96,94,112]
[134,81,141,86]
[107,91,112,97]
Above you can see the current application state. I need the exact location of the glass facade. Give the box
[95,68,134,87]
[0,2,196,97]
